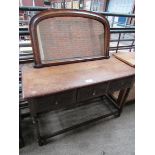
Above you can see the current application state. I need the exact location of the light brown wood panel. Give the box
[113,52,135,67]
[22,57,135,99]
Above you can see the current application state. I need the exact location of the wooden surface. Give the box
[113,82,135,102]
[22,57,135,99]
[112,52,135,102]
[113,52,135,67]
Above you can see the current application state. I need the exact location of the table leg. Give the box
[32,116,45,146]
[19,109,25,148]
[117,88,131,116]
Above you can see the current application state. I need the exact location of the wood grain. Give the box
[113,52,135,67]
[22,57,135,99]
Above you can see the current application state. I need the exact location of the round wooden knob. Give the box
[93,91,96,96]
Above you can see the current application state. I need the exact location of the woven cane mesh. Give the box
[37,17,105,63]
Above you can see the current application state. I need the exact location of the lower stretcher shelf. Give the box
[37,95,120,142]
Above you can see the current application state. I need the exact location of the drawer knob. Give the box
[92,91,96,96]
[55,101,58,105]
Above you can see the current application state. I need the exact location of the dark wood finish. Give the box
[77,82,109,102]
[32,96,120,146]
[23,10,135,145]
[108,76,133,92]
[21,9,135,146]
[22,57,134,99]
[28,73,134,117]
[117,88,131,113]
[30,90,76,115]
[111,52,135,103]
[29,9,110,67]
[22,57,134,146]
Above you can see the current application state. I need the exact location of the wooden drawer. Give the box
[77,82,108,102]
[94,82,109,96]
[56,90,76,107]
[30,90,76,114]
[108,76,133,92]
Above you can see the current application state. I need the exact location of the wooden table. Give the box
[112,52,135,102]
[22,57,135,145]
[113,52,135,67]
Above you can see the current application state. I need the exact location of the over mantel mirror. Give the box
[29,9,110,68]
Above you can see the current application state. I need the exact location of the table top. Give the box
[113,52,135,67]
[22,57,135,99]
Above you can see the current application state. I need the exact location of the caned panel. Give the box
[37,17,105,63]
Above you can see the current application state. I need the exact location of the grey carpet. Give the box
[20,102,135,155]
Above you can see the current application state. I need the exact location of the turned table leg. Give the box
[32,116,46,146]
[117,88,131,116]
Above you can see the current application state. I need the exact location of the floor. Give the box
[20,102,135,155]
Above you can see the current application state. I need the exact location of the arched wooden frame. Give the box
[29,9,110,68]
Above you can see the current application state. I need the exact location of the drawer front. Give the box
[108,76,134,92]
[77,82,108,102]
[30,95,56,114]
[56,90,76,108]
[77,85,94,102]
[30,90,76,114]
[94,82,109,96]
